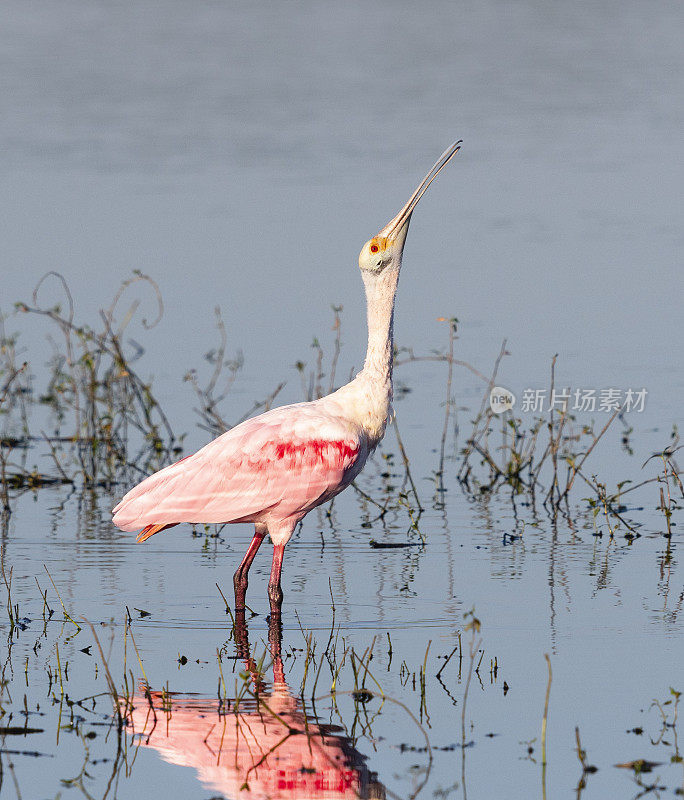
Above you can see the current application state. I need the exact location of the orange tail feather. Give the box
[136,523,177,543]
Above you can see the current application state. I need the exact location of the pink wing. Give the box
[112,403,365,534]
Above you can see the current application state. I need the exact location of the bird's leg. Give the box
[233,525,267,611]
[267,544,285,616]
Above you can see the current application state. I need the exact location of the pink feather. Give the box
[112,404,366,543]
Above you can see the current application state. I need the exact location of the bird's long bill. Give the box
[379,140,462,244]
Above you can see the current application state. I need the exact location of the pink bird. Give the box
[112,141,461,615]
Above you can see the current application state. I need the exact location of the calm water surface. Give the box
[1,1,683,798]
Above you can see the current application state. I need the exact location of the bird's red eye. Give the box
[370,244,379,253]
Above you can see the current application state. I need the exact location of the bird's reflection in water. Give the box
[123,615,385,800]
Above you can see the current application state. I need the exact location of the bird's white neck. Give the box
[361,268,400,384]
[321,265,401,446]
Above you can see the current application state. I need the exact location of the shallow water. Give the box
[1,1,683,798]
[2,462,683,799]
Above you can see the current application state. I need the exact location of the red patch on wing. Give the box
[272,439,358,467]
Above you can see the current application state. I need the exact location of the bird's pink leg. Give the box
[233,525,267,611]
[267,544,285,615]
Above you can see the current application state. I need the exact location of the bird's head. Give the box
[358,140,462,276]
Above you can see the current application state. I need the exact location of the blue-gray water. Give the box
[1,1,683,798]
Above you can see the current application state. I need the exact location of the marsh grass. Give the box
[1,275,680,549]
[455,348,682,540]
[1,272,180,498]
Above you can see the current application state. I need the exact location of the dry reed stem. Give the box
[541,653,552,766]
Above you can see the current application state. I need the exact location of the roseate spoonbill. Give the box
[112,141,462,614]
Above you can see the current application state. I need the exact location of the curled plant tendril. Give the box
[105,271,164,333]
[32,271,75,325]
